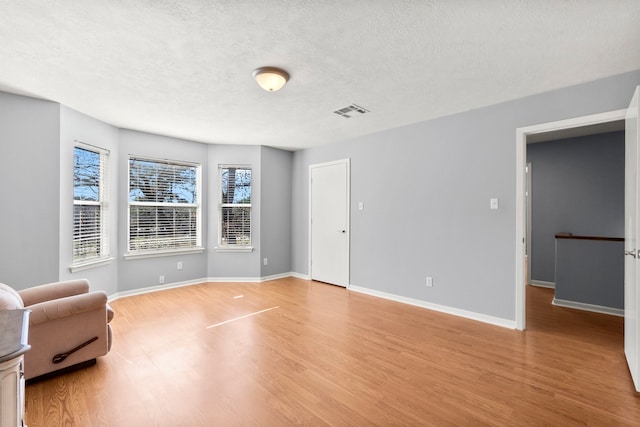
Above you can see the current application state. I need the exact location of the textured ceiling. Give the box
[0,1,639,150]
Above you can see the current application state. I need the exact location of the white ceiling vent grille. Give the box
[333,104,370,118]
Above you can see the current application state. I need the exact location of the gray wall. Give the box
[261,146,293,277]
[0,69,638,325]
[527,132,625,283]
[207,144,262,278]
[291,70,640,322]
[58,105,120,295]
[0,92,60,289]
[0,91,295,294]
[117,129,209,292]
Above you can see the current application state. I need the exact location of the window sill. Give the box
[215,246,254,253]
[70,257,114,273]
[124,247,205,260]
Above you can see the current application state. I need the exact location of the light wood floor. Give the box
[25,278,640,426]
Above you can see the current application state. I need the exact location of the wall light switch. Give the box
[490,198,499,210]
[358,202,364,211]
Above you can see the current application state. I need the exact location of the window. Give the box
[128,157,201,255]
[73,144,109,265]
[219,166,252,249]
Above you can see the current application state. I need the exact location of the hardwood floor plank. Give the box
[24,279,640,426]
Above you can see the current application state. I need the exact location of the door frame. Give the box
[515,109,626,330]
[308,158,351,286]
[526,162,532,287]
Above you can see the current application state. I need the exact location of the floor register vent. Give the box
[333,104,370,118]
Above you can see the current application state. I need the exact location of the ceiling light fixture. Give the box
[252,66,289,92]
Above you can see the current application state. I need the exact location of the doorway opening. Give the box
[515,109,626,330]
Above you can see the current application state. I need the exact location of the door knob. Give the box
[625,250,637,258]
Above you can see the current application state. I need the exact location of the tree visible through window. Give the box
[219,166,252,247]
[128,157,201,253]
[73,145,108,263]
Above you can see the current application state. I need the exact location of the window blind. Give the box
[128,157,200,253]
[219,166,252,246]
[73,146,108,262]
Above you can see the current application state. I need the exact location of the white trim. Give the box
[108,278,206,302]
[204,273,294,283]
[107,274,518,329]
[515,109,626,331]
[205,276,262,283]
[206,272,294,283]
[123,247,205,260]
[108,273,305,301]
[552,297,624,317]
[290,272,311,280]
[516,127,527,330]
[214,246,253,253]
[69,257,114,273]
[529,280,555,289]
[349,285,516,329]
[260,272,295,282]
[127,156,203,254]
[73,144,110,264]
[75,140,110,155]
[218,165,253,248]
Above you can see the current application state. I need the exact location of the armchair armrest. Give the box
[28,291,107,326]
[18,279,90,307]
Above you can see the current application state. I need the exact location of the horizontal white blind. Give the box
[219,166,252,246]
[73,146,108,262]
[129,157,200,252]
[129,205,198,251]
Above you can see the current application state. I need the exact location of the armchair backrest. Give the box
[0,282,24,310]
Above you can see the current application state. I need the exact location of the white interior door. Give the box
[625,86,640,392]
[310,159,350,287]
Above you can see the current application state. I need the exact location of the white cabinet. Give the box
[0,310,30,427]
[0,356,25,427]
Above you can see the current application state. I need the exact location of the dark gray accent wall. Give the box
[555,238,623,309]
[291,70,640,322]
[527,132,625,283]
[260,146,293,277]
[0,92,60,289]
[118,129,209,292]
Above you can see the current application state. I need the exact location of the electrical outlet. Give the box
[159,275,165,284]
[177,261,183,270]
[426,276,433,287]
[263,258,268,266]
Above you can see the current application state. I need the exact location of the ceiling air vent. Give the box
[333,104,370,118]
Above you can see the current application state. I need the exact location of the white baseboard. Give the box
[108,272,304,301]
[205,276,262,283]
[289,271,311,280]
[530,280,555,289]
[552,297,624,317]
[109,275,519,329]
[348,285,516,329]
[108,278,207,302]
[206,272,298,283]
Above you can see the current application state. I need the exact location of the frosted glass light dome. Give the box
[252,67,289,92]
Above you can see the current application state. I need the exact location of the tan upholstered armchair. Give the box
[0,279,113,381]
